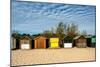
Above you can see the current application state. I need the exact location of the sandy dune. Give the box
[11,47,95,66]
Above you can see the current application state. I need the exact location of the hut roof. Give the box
[64,36,73,39]
[85,35,92,38]
[20,36,31,40]
[34,36,47,40]
[73,35,86,39]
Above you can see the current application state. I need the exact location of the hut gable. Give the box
[34,36,47,40]
[74,35,87,48]
[20,36,31,45]
[20,36,32,49]
[74,35,86,40]
[64,36,73,43]
[20,36,31,40]
[74,35,86,43]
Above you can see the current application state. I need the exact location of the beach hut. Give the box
[63,36,73,48]
[86,35,92,47]
[50,37,59,48]
[11,37,20,50]
[20,36,32,49]
[74,35,87,48]
[91,35,96,47]
[11,37,16,49]
[34,36,48,49]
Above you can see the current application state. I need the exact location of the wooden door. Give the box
[36,39,46,48]
[77,39,87,47]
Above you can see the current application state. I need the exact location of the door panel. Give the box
[50,43,59,48]
[21,44,30,49]
[64,43,72,48]
[36,39,46,48]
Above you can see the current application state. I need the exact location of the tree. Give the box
[43,30,53,38]
[66,23,78,38]
[12,31,21,39]
[21,33,30,37]
[56,22,66,35]
[51,27,55,34]
[56,22,66,39]
[55,22,66,47]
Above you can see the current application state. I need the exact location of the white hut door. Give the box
[21,40,30,49]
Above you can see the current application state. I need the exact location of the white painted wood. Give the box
[64,43,72,48]
[21,44,30,49]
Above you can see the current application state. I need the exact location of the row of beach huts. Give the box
[11,35,96,50]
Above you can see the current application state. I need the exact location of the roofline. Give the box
[34,36,47,40]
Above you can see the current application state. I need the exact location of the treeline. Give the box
[12,22,88,40]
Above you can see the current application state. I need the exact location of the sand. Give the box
[11,47,95,66]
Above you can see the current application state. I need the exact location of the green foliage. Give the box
[42,22,80,40]
[55,22,66,40]
[56,22,66,35]
[12,31,21,39]
[21,33,30,37]
[43,30,53,38]
[12,22,88,40]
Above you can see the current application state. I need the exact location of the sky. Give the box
[11,0,96,35]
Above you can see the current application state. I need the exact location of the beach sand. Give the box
[11,47,95,66]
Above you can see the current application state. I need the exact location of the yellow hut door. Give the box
[50,38,59,48]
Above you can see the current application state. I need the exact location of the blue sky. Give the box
[11,0,96,35]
